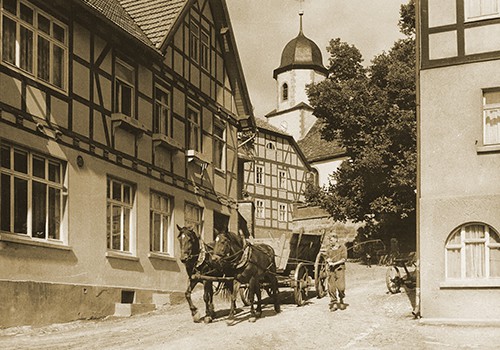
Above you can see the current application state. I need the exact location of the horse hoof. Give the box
[193,312,202,323]
[204,316,213,323]
[226,318,235,326]
[249,317,257,323]
[275,306,281,313]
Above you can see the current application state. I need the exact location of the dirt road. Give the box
[1,263,498,349]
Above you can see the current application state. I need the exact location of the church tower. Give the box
[266,12,328,140]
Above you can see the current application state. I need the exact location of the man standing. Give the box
[326,235,347,311]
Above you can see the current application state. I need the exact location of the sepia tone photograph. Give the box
[0,0,499,348]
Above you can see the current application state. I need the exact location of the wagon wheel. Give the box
[386,266,401,294]
[294,263,309,306]
[314,252,328,299]
[239,285,251,306]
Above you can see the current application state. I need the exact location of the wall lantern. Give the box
[76,155,84,168]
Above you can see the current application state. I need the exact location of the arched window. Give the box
[266,142,275,150]
[282,83,288,101]
[307,169,319,187]
[445,223,500,279]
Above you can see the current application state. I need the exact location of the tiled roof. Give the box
[298,120,345,162]
[119,0,187,49]
[255,117,291,136]
[80,0,154,48]
[265,102,312,118]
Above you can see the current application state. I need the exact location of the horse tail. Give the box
[214,280,234,300]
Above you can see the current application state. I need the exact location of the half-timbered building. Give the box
[418,0,500,323]
[0,0,254,327]
[240,118,312,239]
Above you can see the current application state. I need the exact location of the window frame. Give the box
[213,117,226,171]
[464,0,500,22]
[278,203,287,222]
[150,191,173,256]
[255,199,265,219]
[255,165,264,185]
[200,26,210,71]
[482,88,500,147]
[0,0,68,91]
[184,202,203,238]
[0,141,66,242]
[189,20,199,63]
[282,83,288,101]
[186,105,201,152]
[106,177,135,253]
[445,222,500,282]
[278,169,287,189]
[153,84,171,136]
[114,58,135,118]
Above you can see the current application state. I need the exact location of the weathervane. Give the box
[297,0,305,32]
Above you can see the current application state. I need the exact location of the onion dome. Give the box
[273,12,327,79]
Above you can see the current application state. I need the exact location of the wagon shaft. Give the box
[191,273,234,282]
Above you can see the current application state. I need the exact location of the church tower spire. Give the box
[299,10,303,34]
[266,11,327,140]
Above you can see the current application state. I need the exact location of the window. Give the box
[200,28,210,70]
[189,19,210,70]
[1,0,67,89]
[0,143,65,240]
[213,211,229,240]
[256,199,265,219]
[266,142,275,151]
[107,178,134,252]
[114,59,135,117]
[483,89,500,146]
[282,83,288,101]
[278,203,287,222]
[150,192,173,255]
[154,85,171,135]
[187,106,201,151]
[279,170,287,189]
[213,118,226,170]
[465,0,500,21]
[445,223,500,280]
[189,21,199,63]
[255,165,264,185]
[185,202,203,237]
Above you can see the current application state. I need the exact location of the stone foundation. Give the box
[0,280,183,328]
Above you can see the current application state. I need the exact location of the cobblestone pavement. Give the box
[1,263,499,350]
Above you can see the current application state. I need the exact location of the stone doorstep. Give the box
[114,291,186,317]
[152,291,185,307]
[113,303,156,318]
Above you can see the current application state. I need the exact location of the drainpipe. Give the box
[414,0,422,319]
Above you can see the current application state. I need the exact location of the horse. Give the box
[177,225,236,323]
[213,230,280,323]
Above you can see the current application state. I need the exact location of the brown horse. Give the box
[177,225,236,323]
[213,231,280,323]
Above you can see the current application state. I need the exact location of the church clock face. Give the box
[280,121,288,132]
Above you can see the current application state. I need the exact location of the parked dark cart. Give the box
[385,252,417,294]
[239,230,329,306]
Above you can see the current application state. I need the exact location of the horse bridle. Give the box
[179,229,201,262]
[215,232,246,265]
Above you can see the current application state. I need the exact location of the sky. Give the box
[226,0,408,118]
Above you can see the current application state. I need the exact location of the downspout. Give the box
[414,0,422,319]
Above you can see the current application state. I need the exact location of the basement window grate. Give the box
[121,290,135,304]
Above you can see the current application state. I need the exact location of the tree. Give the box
[306,0,416,250]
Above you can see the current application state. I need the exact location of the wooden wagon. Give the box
[240,230,329,306]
